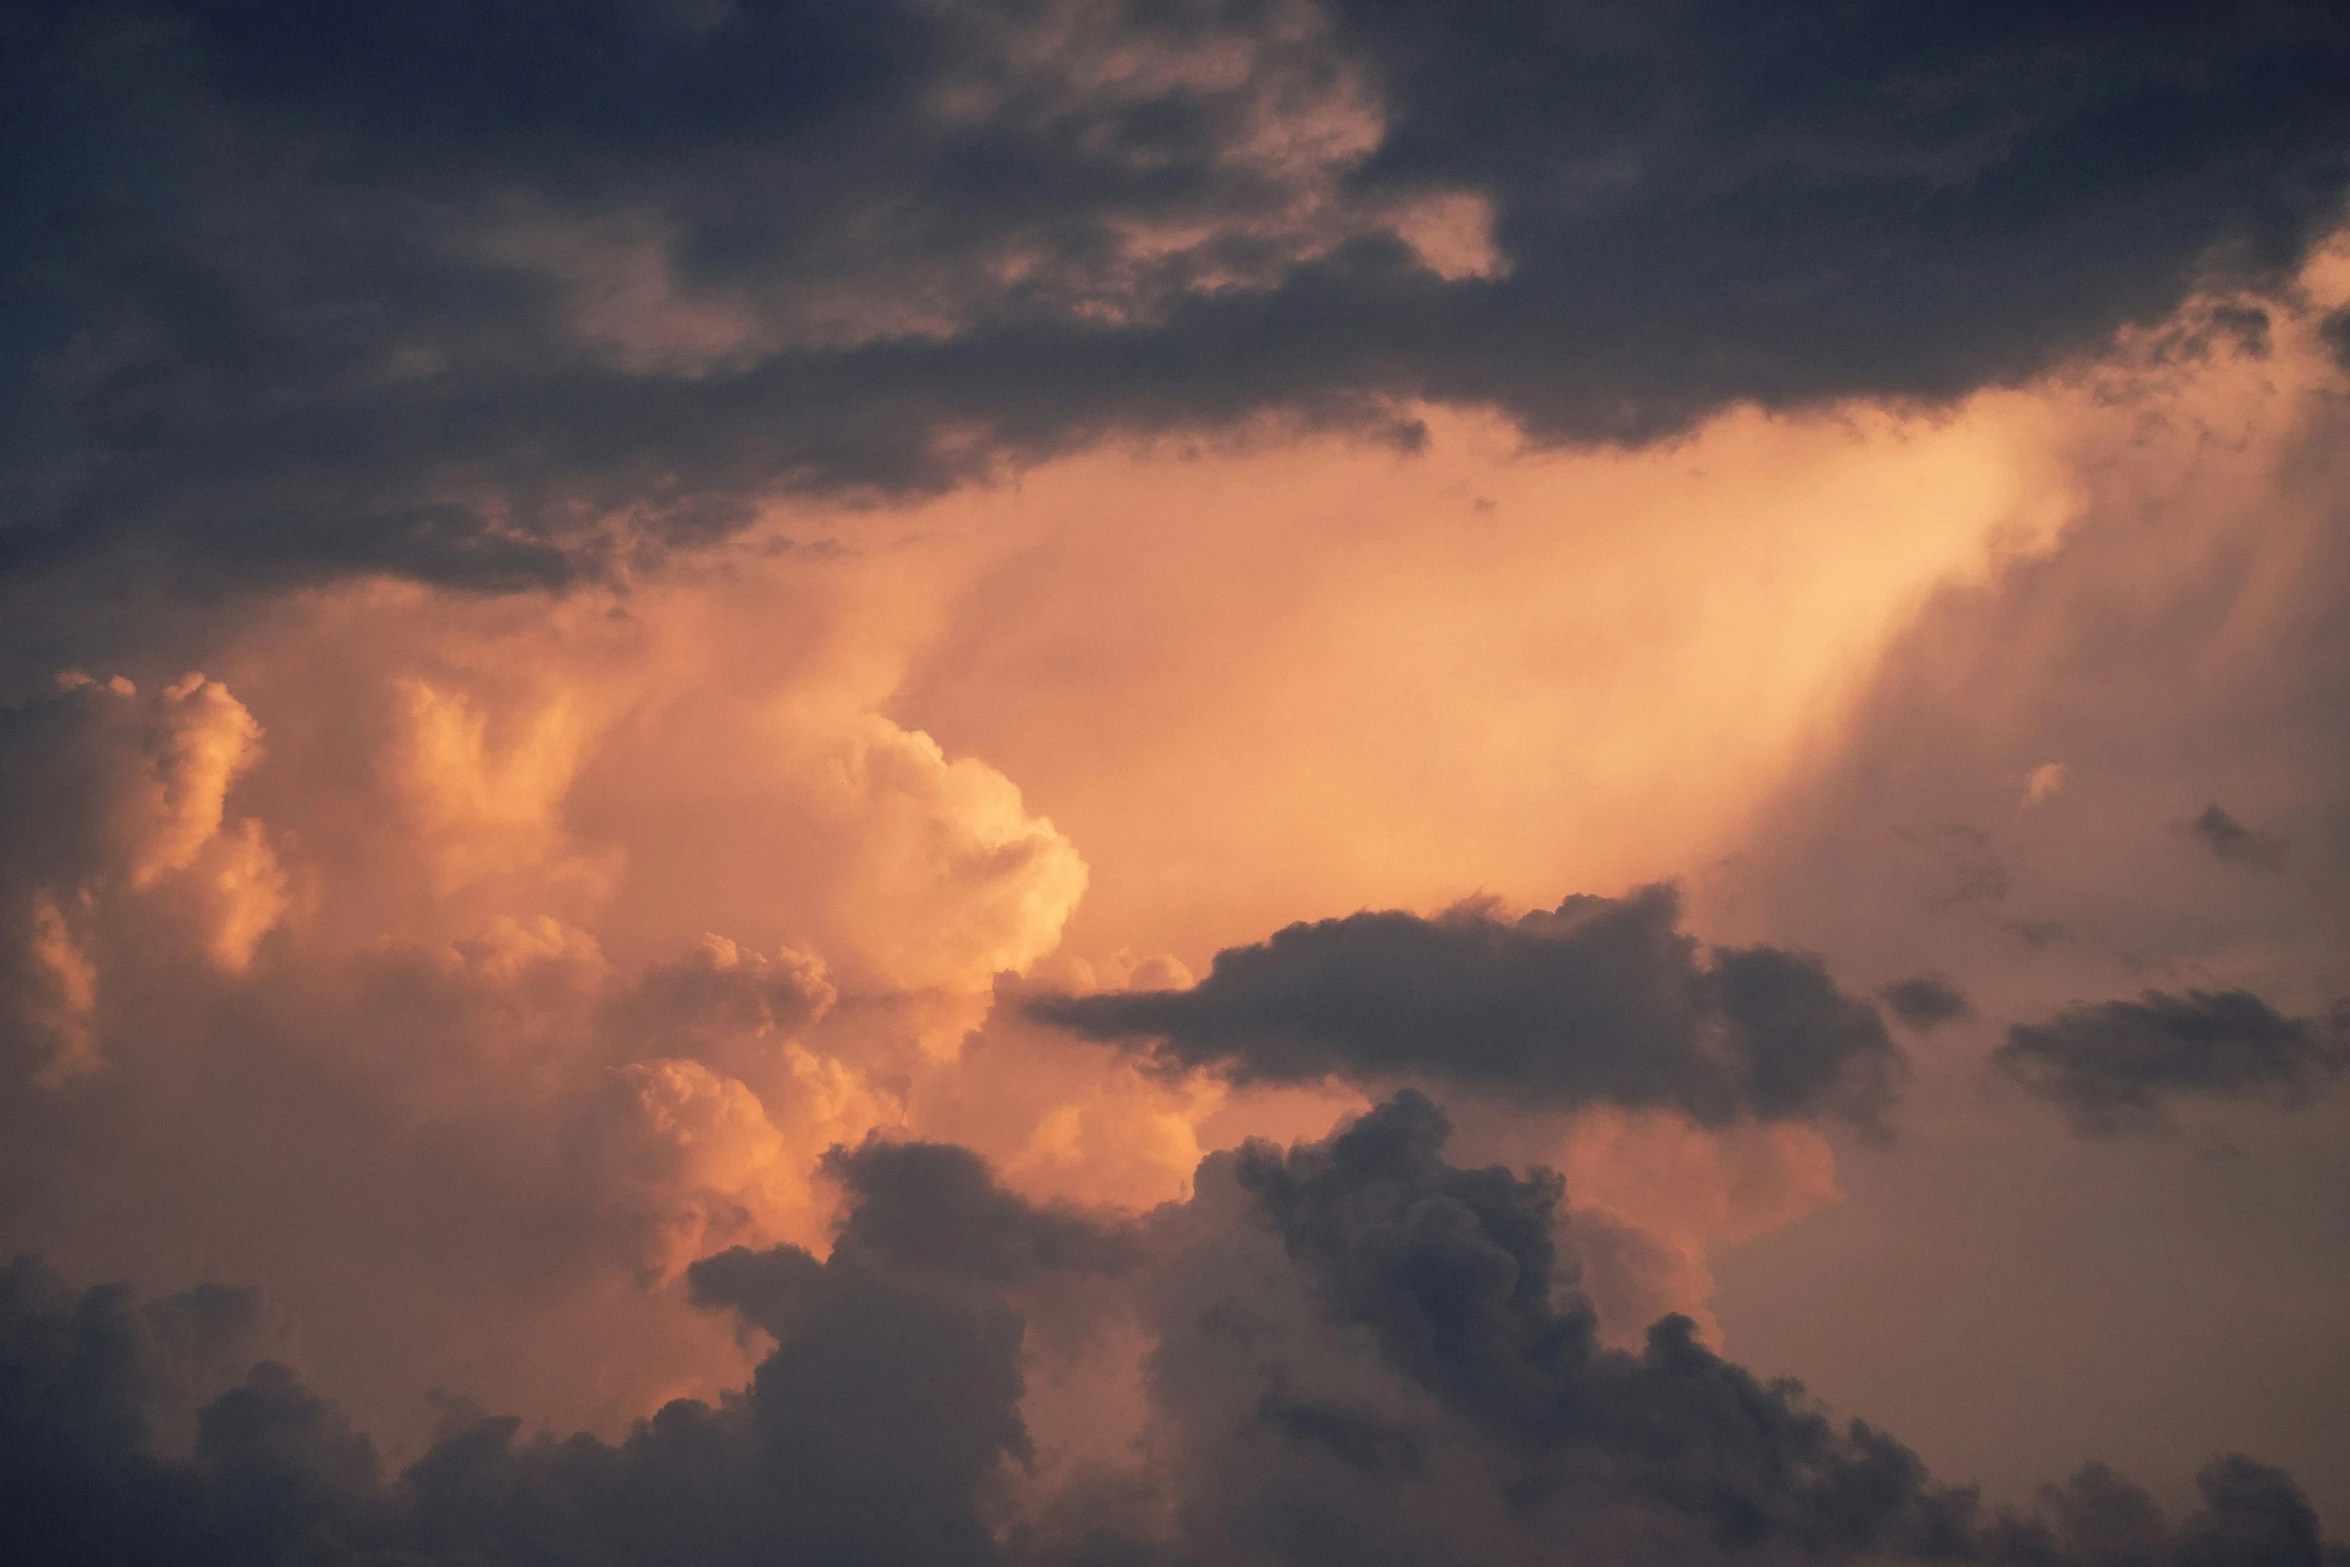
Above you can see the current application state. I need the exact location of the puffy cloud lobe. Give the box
[1230,1091,1979,1555]
[1033,885,1902,1128]
[607,1058,810,1278]
[804,1137,1141,1287]
[611,935,842,1107]
[630,934,835,1042]
[2176,1457,2340,1567]
[804,714,1090,997]
[0,674,285,1083]
[1993,989,2350,1135]
[15,894,97,1088]
[0,674,275,912]
[650,1142,1138,1567]
[7,0,2349,585]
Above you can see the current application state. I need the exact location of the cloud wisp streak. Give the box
[1994,989,2349,1136]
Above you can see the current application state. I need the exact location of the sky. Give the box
[5,3,2350,1564]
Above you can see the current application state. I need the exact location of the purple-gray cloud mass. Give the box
[5,0,2348,586]
[5,1102,2343,1566]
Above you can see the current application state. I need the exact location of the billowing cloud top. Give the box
[8,0,2350,1554]
[4,1100,2342,1565]
[8,0,2350,583]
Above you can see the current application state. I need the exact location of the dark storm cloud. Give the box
[2189,805,2289,874]
[1167,1097,2347,1566]
[6,1103,2347,1566]
[803,1137,1141,1286]
[1883,974,1971,1030]
[1,1136,1136,1567]
[1993,988,2350,1135]
[1227,1091,1979,1554]
[7,0,2349,588]
[1032,885,1903,1128]
[1253,1377,1428,1478]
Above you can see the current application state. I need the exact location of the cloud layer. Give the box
[9,0,2348,583]
[8,20,2350,1546]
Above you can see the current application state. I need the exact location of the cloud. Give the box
[5,155,2350,1543]
[0,585,1095,1450]
[1586,291,2350,1518]
[2317,301,2350,371]
[1032,885,1902,1129]
[804,1136,1141,1287]
[1993,989,2349,1135]
[2023,762,2069,808]
[9,1101,2344,1566]
[1536,1104,1845,1346]
[1221,1092,1971,1551]
[0,1136,1140,1567]
[0,674,276,913]
[2189,805,2289,874]
[1882,974,1972,1030]
[8,0,2348,585]
[0,674,287,1082]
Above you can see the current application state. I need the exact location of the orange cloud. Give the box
[9,254,2344,1497]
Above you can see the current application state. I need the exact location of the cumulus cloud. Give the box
[7,0,2348,584]
[0,673,278,917]
[0,1137,1142,1567]
[7,61,2350,1539]
[5,1102,2342,1566]
[1535,1104,1847,1347]
[0,674,287,1083]
[1032,885,1902,1129]
[0,579,1097,1448]
[1993,989,2349,1136]
[5,8,2349,1542]
[1213,1093,1987,1557]
[800,1137,1141,1287]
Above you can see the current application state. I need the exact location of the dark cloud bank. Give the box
[1033,885,1903,1130]
[5,1098,2343,1566]
[7,0,2350,586]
